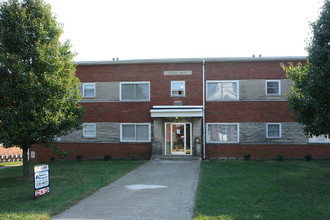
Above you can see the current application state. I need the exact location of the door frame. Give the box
[165,122,192,155]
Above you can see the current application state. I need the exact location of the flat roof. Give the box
[75,56,307,66]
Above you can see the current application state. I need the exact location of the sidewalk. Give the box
[52,159,201,220]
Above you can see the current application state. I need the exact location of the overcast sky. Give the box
[45,0,324,61]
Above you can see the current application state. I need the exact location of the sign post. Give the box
[34,164,50,199]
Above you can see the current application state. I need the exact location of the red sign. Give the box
[35,187,50,197]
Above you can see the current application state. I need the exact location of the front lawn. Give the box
[194,159,330,220]
[0,159,146,220]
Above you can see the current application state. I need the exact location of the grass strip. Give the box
[0,159,146,220]
[194,159,330,220]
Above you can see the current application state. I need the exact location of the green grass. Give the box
[194,159,330,220]
[0,159,146,220]
[0,161,23,167]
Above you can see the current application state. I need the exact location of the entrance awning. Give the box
[150,106,203,118]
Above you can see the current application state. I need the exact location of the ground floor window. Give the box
[207,123,239,143]
[120,123,151,142]
[266,123,281,138]
[309,135,330,143]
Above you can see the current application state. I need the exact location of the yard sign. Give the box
[34,164,50,199]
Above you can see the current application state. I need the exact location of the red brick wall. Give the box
[205,61,305,80]
[206,144,330,159]
[205,101,295,122]
[77,63,203,107]
[0,146,22,155]
[30,143,152,163]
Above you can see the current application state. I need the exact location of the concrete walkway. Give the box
[53,159,201,220]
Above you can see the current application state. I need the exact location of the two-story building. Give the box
[30,56,330,161]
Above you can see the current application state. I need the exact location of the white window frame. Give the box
[83,123,96,138]
[206,123,240,143]
[120,82,150,101]
[206,80,239,101]
[308,135,330,143]
[171,81,185,97]
[83,83,96,98]
[120,123,151,142]
[266,123,282,138]
[266,80,281,95]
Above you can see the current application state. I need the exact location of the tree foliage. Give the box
[282,0,330,136]
[0,0,84,177]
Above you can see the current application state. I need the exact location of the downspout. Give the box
[202,59,206,159]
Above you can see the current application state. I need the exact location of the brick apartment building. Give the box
[30,56,330,161]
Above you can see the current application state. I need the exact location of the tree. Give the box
[282,0,330,137]
[0,0,84,178]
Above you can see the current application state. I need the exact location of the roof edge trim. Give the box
[75,56,307,66]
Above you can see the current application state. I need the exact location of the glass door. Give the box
[165,123,192,155]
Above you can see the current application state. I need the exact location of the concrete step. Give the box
[151,155,201,161]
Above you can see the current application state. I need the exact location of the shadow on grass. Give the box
[0,159,146,220]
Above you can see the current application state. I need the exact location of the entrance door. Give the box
[165,123,191,155]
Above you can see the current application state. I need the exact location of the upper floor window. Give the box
[207,123,239,143]
[309,135,330,143]
[83,83,96,98]
[206,81,239,101]
[266,123,281,138]
[120,123,151,142]
[171,81,185,96]
[120,82,150,101]
[83,123,96,138]
[266,80,281,95]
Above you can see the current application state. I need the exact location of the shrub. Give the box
[304,154,312,161]
[104,154,112,161]
[49,156,55,162]
[76,155,83,161]
[131,154,139,161]
[243,154,251,161]
[276,155,284,161]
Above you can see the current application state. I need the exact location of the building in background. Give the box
[30,56,330,161]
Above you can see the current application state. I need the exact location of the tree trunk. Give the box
[23,147,29,178]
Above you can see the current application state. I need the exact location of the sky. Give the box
[45,0,324,61]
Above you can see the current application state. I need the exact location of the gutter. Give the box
[202,59,206,159]
[75,56,307,66]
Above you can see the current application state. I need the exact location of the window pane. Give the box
[207,82,237,100]
[84,85,95,97]
[171,82,185,96]
[309,135,330,142]
[122,84,135,100]
[122,125,135,140]
[223,82,237,100]
[268,124,280,137]
[208,124,238,142]
[136,125,149,140]
[84,124,95,137]
[267,81,279,94]
[135,83,149,100]
[207,83,218,100]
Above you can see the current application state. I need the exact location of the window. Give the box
[120,82,150,101]
[309,135,330,143]
[207,81,239,101]
[207,123,239,143]
[120,123,151,142]
[266,123,281,138]
[266,80,281,95]
[83,123,96,138]
[83,83,96,97]
[171,81,185,96]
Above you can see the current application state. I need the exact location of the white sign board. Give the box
[34,164,50,199]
